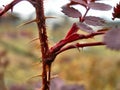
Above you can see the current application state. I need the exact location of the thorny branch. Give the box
[56,42,105,55]
[50,29,106,54]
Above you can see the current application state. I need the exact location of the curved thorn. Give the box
[17,19,37,28]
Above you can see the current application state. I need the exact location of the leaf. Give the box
[112,2,120,20]
[76,22,94,33]
[104,27,120,50]
[62,5,82,18]
[67,1,80,6]
[65,23,79,38]
[84,16,105,26]
[70,0,87,6]
[65,33,82,42]
[88,2,112,11]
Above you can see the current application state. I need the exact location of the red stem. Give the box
[80,7,90,22]
[0,0,22,16]
[50,31,105,54]
[56,42,105,55]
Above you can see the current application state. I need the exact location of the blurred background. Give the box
[0,0,120,90]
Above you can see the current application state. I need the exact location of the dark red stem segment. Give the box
[0,0,22,16]
[35,0,50,90]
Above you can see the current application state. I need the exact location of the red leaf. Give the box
[67,1,80,6]
[88,2,112,11]
[76,22,94,33]
[71,0,86,3]
[84,16,105,26]
[62,5,82,18]
[104,27,120,50]
[70,0,87,6]
[112,2,120,20]
[65,33,83,43]
[65,23,79,38]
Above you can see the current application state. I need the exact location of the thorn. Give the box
[28,38,40,44]
[75,43,81,53]
[11,7,13,13]
[45,16,56,19]
[97,28,109,32]
[27,74,42,82]
[31,61,42,66]
[51,74,59,79]
[17,19,38,28]
[31,60,42,69]
[76,47,81,53]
